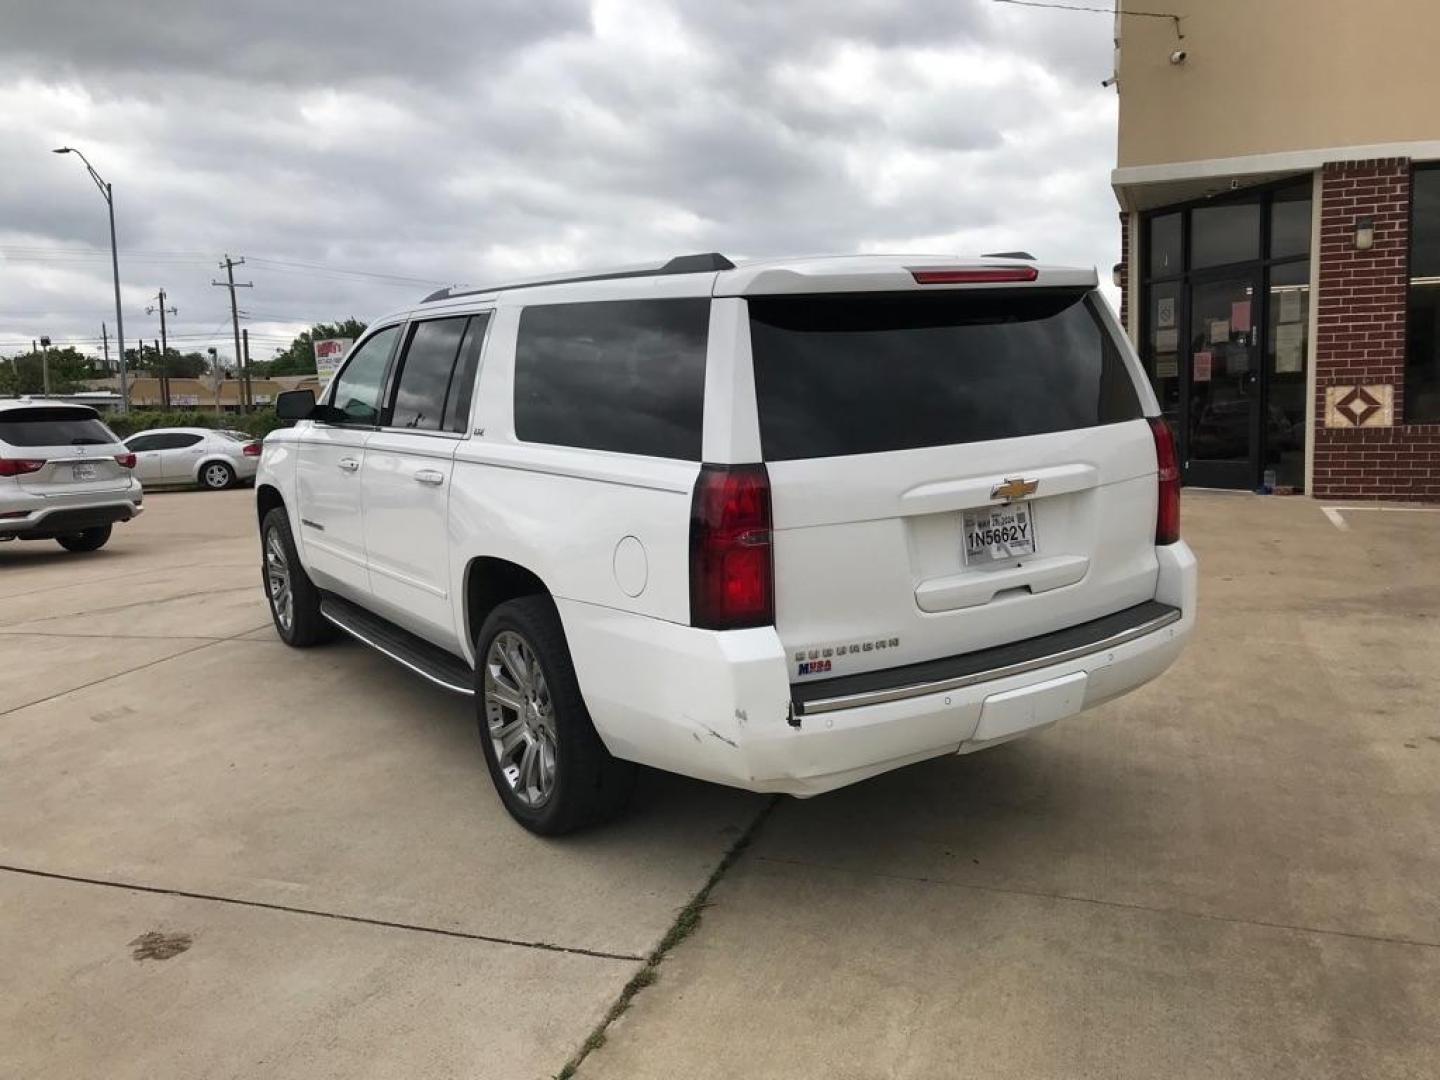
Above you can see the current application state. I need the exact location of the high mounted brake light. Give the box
[909,266,1039,285]
[689,464,774,630]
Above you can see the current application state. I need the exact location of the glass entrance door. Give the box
[1185,273,1260,488]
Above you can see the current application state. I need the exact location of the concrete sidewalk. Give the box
[2,491,1437,1078]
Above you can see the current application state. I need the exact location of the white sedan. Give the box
[123,427,261,490]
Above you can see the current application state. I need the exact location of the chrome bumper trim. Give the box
[796,607,1183,716]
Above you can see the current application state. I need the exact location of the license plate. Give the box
[72,463,97,481]
[963,502,1037,565]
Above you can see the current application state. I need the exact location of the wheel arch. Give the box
[256,482,286,529]
[464,556,551,649]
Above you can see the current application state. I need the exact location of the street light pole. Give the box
[53,147,128,413]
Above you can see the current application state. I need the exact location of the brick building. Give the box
[1111,0,1440,498]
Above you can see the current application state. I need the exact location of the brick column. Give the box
[1312,159,1440,500]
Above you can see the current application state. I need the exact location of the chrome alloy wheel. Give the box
[203,463,231,489]
[264,527,293,634]
[484,630,558,808]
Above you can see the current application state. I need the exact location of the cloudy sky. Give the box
[0,0,1120,365]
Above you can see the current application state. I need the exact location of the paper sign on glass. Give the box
[1230,300,1251,330]
[1194,351,1213,382]
[1279,289,1303,324]
[1156,357,1178,378]
[1275,324,1304,373]
[1209,319,1230,344]
[1155,328,1178,352]
[1156,297,1175,329]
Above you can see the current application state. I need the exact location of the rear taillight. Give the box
[114,453,137,469]
[0,457,45,477]
[689,464,774,630]
[242,442,261,457]
[909,266,1038,285]
[1149,417,1180,545]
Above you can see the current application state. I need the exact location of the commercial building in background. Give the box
[1112,0,1440,498]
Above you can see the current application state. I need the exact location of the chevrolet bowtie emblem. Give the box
[991,477,1038,502]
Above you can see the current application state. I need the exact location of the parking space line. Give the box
[0,624,266,719]
[0,863,645,963]
[1321,507,1350,531]
[0,585,257,629]
[0,629,239,641]
[0,559,249,602]
[754,855,1440,952]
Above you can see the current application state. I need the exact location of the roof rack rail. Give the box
[420,252,736,303]
[981,251,1036,260]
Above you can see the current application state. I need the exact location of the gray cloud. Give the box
[0,0,1120,361]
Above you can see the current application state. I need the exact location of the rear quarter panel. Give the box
[447,302,700,664]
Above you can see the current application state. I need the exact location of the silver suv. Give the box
[0,399,143,553]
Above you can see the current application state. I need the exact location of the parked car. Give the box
[255,252,1197,835]
[124,427,260,490]
[1,398,143,552]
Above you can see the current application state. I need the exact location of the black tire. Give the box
[260,506,333,647]
[475,596,635,835]
[56,525,111,553]
[201,461,235,490]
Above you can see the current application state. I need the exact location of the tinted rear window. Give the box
[0,407,117,447]
[514,298,709,460]
[749,289,1142,461]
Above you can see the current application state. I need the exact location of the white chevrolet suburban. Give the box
[256,253,1196,834]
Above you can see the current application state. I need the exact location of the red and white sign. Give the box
[313,338,353,380]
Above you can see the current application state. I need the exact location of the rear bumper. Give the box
[561,540,1198,797]
[0,495,143,540]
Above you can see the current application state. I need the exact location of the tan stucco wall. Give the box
[1118,0,1440,169]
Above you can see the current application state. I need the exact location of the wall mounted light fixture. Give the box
[1354,215,1375,251]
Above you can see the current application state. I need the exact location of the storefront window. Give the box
[1191,202,1260,269]
[1266,261,1309,489]
[1139,178,1313,490]
[1148,212,1182,278]
[1407,167,1440,422]
[1145,281,1182,423]
[1270,184,1312,259]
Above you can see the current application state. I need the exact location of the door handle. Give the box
[337,457,360,473]
[414,468,445,486]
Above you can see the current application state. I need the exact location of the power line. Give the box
[991,0,1184,36]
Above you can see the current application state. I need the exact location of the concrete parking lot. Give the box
[2,490,1438,1079]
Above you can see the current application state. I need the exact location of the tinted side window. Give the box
[514,298,709,460]
[442,313,490,434]
[329,325,400,425]
[749,290,1143,461]
[164,433,204,449]
[389,317,469,431]
[126,434,162,452]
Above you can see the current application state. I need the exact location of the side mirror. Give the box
[275,389,317,421]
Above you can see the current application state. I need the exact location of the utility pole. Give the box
[39,335,52,396]
[241,328,253,410]
[213,255,252,414]
[102,323,110,373]
[147,290,177,411]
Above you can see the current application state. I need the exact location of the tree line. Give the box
[0,318,368,395]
